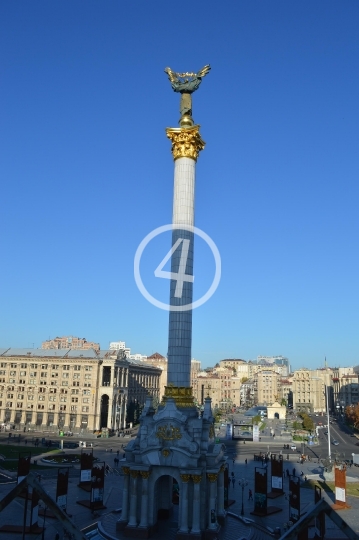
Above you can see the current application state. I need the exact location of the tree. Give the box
[345,404,359,428]
[302,415,314,432]
[280,398,287,407]
[252,415,261,424]
[241,377,249,383]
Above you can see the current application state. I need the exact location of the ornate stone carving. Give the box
[162,449,171,457]
[130,470,139,479]
[162,385,195,407]
[207,473,218,483]
[122,466,130,475]
[140,470,151,479]
[220,464,226,473]
[156,423,182,441]
[180,474,191,483]
[166,126,205,161]
[191,474,202,484]
[209,423,215,438]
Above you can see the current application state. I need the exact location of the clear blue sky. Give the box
[1,2,358,370]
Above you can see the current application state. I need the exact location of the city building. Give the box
[142,352,168,403]
[256,368,279,405]
[292,368,326,413]
[0,347,161,432]
[42,336,100,352]
[332,367,359,412]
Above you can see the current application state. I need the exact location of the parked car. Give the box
[332,440,339,446]
[324,431,328,435]
[290,444,297,451]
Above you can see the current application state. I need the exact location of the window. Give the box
[16,402,23,408]
[9,379,16,384]
[63,365,70,371]
[60,397,67,403]
[52,365,59,370]
[49,388,57,394]
[37,405,45,410]
[63,373,69,378]
[10,363,17,368]
[73,382,80,387]
[38,396,45,401]
[73,374,80,379]
[83,398,89,403]
[41,365,48,369]
[71,397,78,403]
[51,373,59,378]
[50,381,57,386]
[0,371,5,376]
[82,406,89,412]
[62,381,68,386]
[28,395,34,401]
[60,389,67,394]
[0,379,5,383]
[19,380,26,385]
[0,363,7,368]
[10,371,16,376]
[85,366,92,371]
[49,404,55,410]
[20,371,26,376]
[74,366,81,371]
[40,372,47,378]
[49,396,56,402]
[60,405,66,411]
[39,388,46,393]
[84,374,91,380]
[30,364,37,369]
[17,394,24,400]
[71,389,79,395]
[39,381,47,386]
[7,393,13,399]
[20,363,27,369]
[29,379,36,385]
[6,401,13,407]
[70,406,77,411]
[83,390,90,395]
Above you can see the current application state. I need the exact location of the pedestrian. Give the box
[292,467,296,477]
[245,458,247,466]
[248,489,253,501]
[232,458,235,466]
[117,450,119,456]
[286,468,289,477]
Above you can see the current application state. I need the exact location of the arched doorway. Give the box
[153,475,179,523]
[274,412,279,419]
[100,394,109,428]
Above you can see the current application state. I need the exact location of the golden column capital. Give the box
[207,473,218,483]
[122,466,130,475]
[180,473,191,483]
[220,464,226,473]
[191,474,202,484]
[166,125,205,161]
[130,470,139,479]
[140,470,151,480]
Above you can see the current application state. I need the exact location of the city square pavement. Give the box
[0,434,358,539]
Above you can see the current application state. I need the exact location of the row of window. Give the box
[0,363,92,370]
[1,402,90,412]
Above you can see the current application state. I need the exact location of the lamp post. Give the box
[238,478,248,516]
[325,386,331,462]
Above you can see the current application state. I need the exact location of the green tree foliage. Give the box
[302,414,314,432]
[252,415,261,424]
[280,398,287,406]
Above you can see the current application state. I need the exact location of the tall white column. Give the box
[128,470,139,527]
[119,467,130,523]
[217,466,225,517]
[191,474,202,533]
[207,473,218,530]
[179,474,190,532]
[139,470,151,528]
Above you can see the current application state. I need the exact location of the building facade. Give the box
[0,348,161,432]
[256,369,279,406]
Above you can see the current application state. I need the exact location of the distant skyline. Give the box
[1,2,359,371]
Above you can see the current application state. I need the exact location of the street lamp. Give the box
[238,478,248,516]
